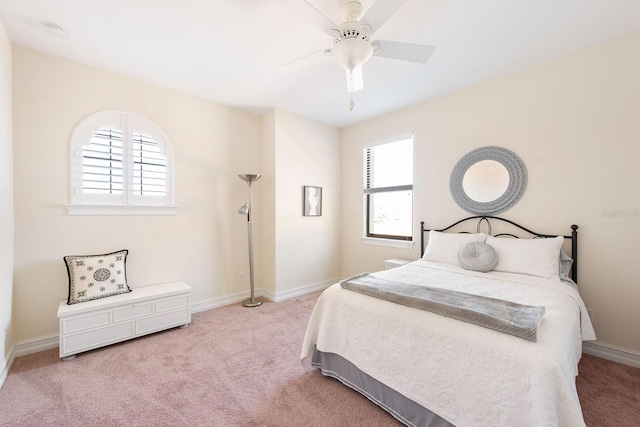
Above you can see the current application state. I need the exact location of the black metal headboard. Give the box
[420,216,579,283]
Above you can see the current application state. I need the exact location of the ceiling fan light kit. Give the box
[283,0,435,111]
[330,26,373,71]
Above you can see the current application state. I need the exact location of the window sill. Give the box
[67,204,178,216]
[361,237,415,250]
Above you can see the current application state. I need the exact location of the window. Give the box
[69,111,175,215]
[364,135,413,241]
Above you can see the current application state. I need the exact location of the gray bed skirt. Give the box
[311,347,455,427]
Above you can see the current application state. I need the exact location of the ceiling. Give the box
[2,0,640,128]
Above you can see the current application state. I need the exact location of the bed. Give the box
[301,216,596,427]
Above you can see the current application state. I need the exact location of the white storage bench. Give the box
[57,281,192,360]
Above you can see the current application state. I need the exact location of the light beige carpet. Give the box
[0,291,638,426]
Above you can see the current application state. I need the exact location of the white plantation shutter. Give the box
[131,132,168,199]
[82,128,124,196]
[70,111,174,212]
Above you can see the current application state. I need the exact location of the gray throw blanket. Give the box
[340,273,545,342]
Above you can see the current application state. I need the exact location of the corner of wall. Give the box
[260,110,277,295]
[0,345,15,390]
[0,18,14,391]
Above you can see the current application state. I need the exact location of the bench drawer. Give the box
[136,308,190,335]
[62,310,111,334]
[62,322,134,354]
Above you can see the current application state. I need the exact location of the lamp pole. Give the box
[239,174,262,307]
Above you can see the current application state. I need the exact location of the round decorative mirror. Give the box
[462,160,509,203]
[450,146,527,215]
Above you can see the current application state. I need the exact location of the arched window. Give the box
[68,111,175,215]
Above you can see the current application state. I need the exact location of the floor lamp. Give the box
[238,174,262,307]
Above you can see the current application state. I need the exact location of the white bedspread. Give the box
[301,260,596,427]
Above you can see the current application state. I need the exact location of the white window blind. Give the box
[364,136,413,240]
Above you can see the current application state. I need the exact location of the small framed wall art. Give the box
[303,186,322,216]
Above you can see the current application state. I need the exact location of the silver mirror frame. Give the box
[450,146,527,215]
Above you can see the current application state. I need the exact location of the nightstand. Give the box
[384,259,411,270]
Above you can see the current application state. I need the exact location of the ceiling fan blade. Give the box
[279,0,339,36]
[346,66,364,93]
[361,0,409,34]
[373,40,435,63]
[280,48,328,72]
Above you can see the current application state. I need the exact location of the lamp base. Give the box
[242,298,263,308]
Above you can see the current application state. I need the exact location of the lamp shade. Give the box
[239,174,261,183]
[238,203,249,215]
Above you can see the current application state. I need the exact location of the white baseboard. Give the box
[0,347,14,391]
[191,279,336,312]
[1,334,58,390]
[583,341,640,368]
[191,290,261,313]
[13,334,59,358]
[269,278,337,302]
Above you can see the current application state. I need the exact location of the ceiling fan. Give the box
[281,0,435,110]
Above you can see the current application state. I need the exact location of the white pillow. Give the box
[64,249,130,304]
[559,250,573,279]
[486,235,564,279]
[422,230,487,265]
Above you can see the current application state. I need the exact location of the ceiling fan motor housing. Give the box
[331,21,373,70]
[341,1,364,21]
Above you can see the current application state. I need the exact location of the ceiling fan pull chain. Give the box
[348,64,355,111]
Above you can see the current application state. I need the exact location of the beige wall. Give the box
[0,22,13,375]
[260,110,277,295]
[12,46,262,342]
[262,110,341,297]
[341,32,640,353]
